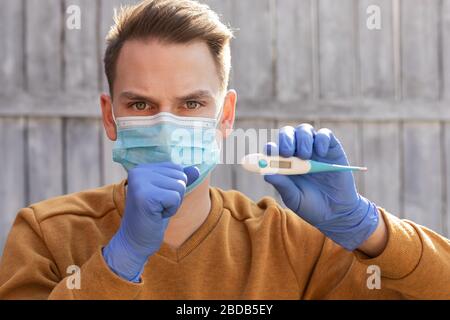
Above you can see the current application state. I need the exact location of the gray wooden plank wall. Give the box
[1,0,450,255]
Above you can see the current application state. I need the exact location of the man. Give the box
[0,0,449,299]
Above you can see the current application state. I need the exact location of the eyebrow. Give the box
[119,90,215,104]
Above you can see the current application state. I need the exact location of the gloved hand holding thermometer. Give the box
[103,162,199,282]
[257,124,379,251]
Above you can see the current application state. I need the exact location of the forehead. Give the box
[114,39,221,96]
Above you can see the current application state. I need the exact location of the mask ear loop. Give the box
[111,104,118,128]
[215,108,223,126]
[213,98,227,165]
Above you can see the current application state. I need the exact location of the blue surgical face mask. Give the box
[112,110,222,194]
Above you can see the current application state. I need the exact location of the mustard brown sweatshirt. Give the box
[0,179,449,299]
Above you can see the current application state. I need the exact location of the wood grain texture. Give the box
[359,0,395,98]
[27,118,64,204]
[443,0,450,100]
[0,0,24,94]
[403,122,443,233]
[26,0,62,93]
[361,122,401,215]
[64,0,99,92]
[276,0,313,102]
[401,0,440,99]
[318,0,356,98]
[0,118,26,255]
[65,118,102,193]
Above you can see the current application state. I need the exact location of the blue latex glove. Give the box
[264,124,379,251]
[103,162,199,282]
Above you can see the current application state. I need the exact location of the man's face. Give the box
[114,39,222,118]
[101,38,236,141]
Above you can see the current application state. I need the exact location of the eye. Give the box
[185,101,203,110]
[131,102,149,111]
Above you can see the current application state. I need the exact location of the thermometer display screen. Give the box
[270,160,292,169]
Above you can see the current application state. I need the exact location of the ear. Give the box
[219,89,237,138]
[100,94,117,141]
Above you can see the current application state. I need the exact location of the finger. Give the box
[264,142,279,156]
[140,185,182,219]
[328,131,341,149]
[183,166,200,187]
[324,131,348,162]
[295,124,315,160]
[150,173,187,198]
[148,166,188,183]
[278,126,296,157]
[158,189,183,218]
[264,175,302,212]
[314,128,332,157]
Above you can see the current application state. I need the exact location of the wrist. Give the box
[357,208,388,257]
[103,229,149,282]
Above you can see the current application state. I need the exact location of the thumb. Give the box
[264,174,302,212]
[183,166,200,187]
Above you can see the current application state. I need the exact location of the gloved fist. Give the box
[103,162,199,282]
[264,124,379,251]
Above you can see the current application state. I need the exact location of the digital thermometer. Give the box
[241,153,367,175]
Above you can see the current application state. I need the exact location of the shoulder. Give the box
[27,180,126,224]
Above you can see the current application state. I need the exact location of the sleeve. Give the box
[350,208,450,299]
[283,207,450,299]
[0,208,144,300]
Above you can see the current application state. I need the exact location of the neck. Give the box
[163,176,212,249]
